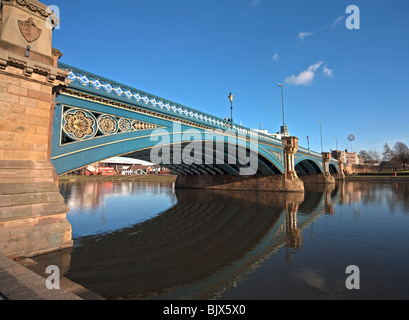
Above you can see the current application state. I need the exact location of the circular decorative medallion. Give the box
[98,115,118,135]
[62,109,97,141]
[118,118,132,132]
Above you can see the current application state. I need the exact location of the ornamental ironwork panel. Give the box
[61,106,158,145]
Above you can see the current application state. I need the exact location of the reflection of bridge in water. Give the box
[35,183,340,300]
[59,180,176,211]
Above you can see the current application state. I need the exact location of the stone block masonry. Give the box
[0,71,54,161]
[0,161,73,258]
[175,174,305,192]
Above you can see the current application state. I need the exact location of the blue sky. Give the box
[50,0,409,154]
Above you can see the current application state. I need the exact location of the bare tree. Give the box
[393,142,409,170]
[359,150,372,163]
[382,143,394,164]
[368,149,380,163]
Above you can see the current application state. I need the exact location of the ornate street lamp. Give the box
[228,92,234,124]
[278,83,287,135]
[318,121,323,152]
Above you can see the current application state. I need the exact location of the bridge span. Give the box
[52,63,343,191]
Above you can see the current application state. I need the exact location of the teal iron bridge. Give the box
[51,63,339,176]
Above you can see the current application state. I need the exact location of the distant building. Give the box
[344,150,360,164]
[97,157,153,173]
[332,149,360,165]
[81,157,172,175]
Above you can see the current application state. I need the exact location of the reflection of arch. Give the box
[35,181,342,300]
[58,189,286,299]
[299,183,336,214]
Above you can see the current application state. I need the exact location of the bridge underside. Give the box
[295,159,323,175]
[122,142,282,176]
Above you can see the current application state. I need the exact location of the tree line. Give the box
[359,141,409,171]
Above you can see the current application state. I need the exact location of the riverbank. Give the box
[345,175,409,182]
[58,174,178,182]
[58,174,409,183]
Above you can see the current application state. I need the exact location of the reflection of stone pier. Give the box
[324,183,335,214]
[285,195,304,250]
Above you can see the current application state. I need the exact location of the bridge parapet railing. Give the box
[297,146,339,163]
[58,63,283,146]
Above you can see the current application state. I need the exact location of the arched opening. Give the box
[295,159,322,175]
[329,164,338,176]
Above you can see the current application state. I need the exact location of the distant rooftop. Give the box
[102,157,153,165]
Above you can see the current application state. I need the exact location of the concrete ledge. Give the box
[0,253,82,300]
[17,257,105,300]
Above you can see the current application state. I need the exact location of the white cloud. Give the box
[331,15,345,28]
[323,65,334,77]
[285,61,324,86]
[272,52,279,61]
[298,32,314,40]
[249,0,260,6]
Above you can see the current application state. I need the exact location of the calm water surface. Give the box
[34,179,409,300]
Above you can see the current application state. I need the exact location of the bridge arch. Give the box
[329,163,338,175]
[295,158,323,175]
[51,99,285,175]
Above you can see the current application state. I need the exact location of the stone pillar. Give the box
[321,152,335,184]
[282,136,299,180]
[280,136,304,192]
[337,151,345,180]
[0,0,72,258]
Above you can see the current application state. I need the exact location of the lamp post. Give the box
[307,135,310,151]
[318,121,323,152]
[278,83,287,135]
[228,92,234,124]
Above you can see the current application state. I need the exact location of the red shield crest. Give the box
[18,17,42,43]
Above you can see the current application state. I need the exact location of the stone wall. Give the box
[0,67,55,162]
[175,174,304,192]
[298,173,336,184]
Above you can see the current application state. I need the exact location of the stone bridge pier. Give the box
[0,0,72,258]
[321,152,336,184]
[175,136,305,192]
[336,151,345,180]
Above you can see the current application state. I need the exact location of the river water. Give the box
[33,179,409,300]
